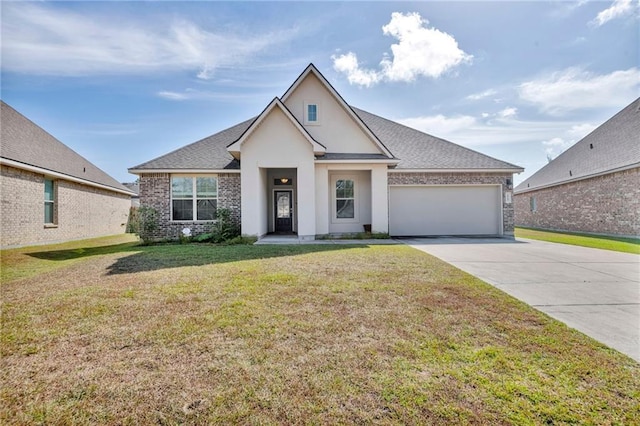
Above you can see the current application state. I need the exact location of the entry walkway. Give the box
[404,237,640,362]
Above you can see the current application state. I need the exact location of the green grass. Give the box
[2,237,639,424]
[515,227,640,254]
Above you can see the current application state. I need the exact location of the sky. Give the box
[1,1,638,185]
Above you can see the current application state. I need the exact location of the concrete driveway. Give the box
[403,237,640,362]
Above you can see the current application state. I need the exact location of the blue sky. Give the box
[1,1,638,185]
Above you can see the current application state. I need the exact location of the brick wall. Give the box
[1,165,131,248]
[514,167,640,237]
[138,173,241,241]
[388,172,515,235]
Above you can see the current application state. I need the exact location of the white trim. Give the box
[304,101,321,126]
[315,159,400,164]
[227,98,326,158]
[514,162,640,194]
[129,168,240,175]
[388,168,523,173]
[281,64,395,159]
[331,174,359,224]
[170,174,218,223]
[1,158,134,196]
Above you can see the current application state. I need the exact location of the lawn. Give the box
[515,227,640,254]
[2,237,639,424]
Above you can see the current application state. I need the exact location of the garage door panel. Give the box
[389,186,501,236]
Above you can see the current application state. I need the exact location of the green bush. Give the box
[192,208,240,244]
[133,206,159,243]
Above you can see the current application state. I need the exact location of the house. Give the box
[1,101,133,248]
[129,64,523,241]
[122,181,141,207]
[514,97,640,238]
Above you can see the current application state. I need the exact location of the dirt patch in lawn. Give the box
[2,242,639,424]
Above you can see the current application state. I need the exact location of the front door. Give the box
[274,190,293,233]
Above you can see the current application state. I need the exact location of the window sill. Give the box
[44,224,58,229]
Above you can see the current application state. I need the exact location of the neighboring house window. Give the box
[171,176,217,221]
[530,196,537,212]
[304,101,320,125]
[335,179,355,219]
[44,178,56,224]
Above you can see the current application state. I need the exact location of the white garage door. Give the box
[389,185,502,236]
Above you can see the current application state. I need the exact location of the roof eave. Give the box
[2,157,135,195]
[514,162,640,194]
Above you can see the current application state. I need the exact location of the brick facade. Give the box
[139,173,241,241]
[514,167,640,237]
[388,172,515,235]
[0,165,131,248]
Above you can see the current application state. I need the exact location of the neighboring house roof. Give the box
[1,101,132,194]
[122,181,140,196]
[515,97,640,194]
[130,106,521,173]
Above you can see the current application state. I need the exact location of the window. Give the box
[44,178,56,224]
[335,179,355,219]
[307,104,317,122]
[530,196,537,212]
[171,176,217,221]
[304,101,320,125]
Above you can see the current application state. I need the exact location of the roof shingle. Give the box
[515,97,640,193]
[130,107,523,173]
[1,101,131,193]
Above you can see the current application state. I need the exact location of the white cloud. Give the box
[591,0,636,26]
[331,52,381,87]
[1,3,294,78]
[518,67,640,115]
[542,137,573,159]
[397,112,595,149]
[497,107,518,119]
[466,89,497,101]
[157,91,189,101]
[332,12,472,87]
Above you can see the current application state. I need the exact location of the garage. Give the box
[389,185,502,236]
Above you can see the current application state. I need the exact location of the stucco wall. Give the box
[388,172,515,235]
[0,165,131,248]
[514,168,640,237]
[138,172,241,241]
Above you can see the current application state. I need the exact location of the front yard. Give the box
[2,236,639,424]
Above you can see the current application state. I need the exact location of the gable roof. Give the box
[515,97,640,193]
[281,64,395,159]
[226,97,326,158]
[1,101,132,194]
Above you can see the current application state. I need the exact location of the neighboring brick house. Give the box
[129,64,523,241]
[514,97,640,238]
[1,101,133,248]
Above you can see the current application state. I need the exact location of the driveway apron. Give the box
[403,237,640,362]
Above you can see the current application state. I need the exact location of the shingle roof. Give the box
[515,97,640,193]
[1,101,131,193]
[352,108,523,171]
[129,118,252,171]
[130,107,522,173]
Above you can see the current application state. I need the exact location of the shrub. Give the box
[133,206,159,243]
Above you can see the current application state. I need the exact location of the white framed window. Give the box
[171,175,217,221]
[331,175,358,222]
[530,196,537,212]
[44,178,56,224]
[304,101,320,125]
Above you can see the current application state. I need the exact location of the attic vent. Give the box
[590,143,593,149]
[569,170,572,176]
[83,167,86,172]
